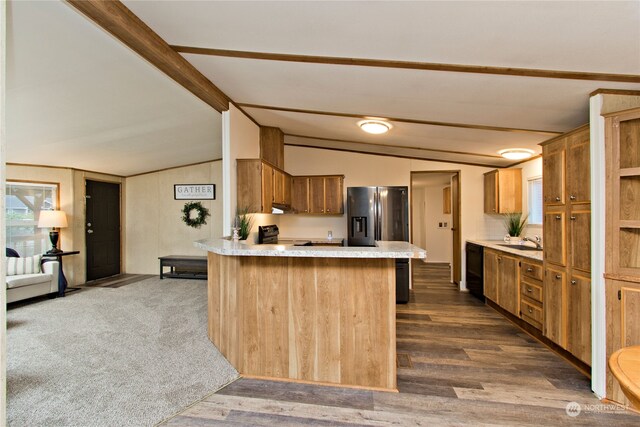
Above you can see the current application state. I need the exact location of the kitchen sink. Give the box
[498,244,542,251]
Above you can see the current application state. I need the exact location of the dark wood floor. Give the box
[162,262,639,426]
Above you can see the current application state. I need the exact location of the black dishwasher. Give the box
[466,242,484,301]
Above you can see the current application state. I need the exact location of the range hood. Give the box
[271,203,293,215]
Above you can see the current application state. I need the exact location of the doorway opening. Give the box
[85,179,121,282]
[410,171,461,285]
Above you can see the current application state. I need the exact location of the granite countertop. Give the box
[467,239,543,261]
[195,238,426,259]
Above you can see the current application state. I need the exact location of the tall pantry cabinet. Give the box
[604,107,640,406]
[541,124,592,365]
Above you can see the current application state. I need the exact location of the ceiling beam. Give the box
[239,103,562,135]
[285,133,506,159]
[284,141,500,169]
[172,45,640,84]
[66,1,230,112]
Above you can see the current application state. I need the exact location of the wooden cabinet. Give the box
[541,124,591,365]
[483,169,522,214]
[484,249,499,303]
[261,162,274,213]
[483,249,519,316]
[566,274,591,365]
[544,266,565,345]
[291,177,309,213]
[542,139,566,205]
[260,126,284,169]
[543,210,566,267]
[498,254,520,316]
[443,186,451,214]
[237,159,291,214]
[604,107,640,406]
[520,259,544,331]
[293,175,344,215]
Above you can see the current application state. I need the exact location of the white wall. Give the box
[222,104,261,235]
[422,184,453,263]
[282,145,504,289]
[6,165,124,285]
[125,161,223,274]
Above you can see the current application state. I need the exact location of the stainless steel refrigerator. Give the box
[347,186,410,303]
[347,186,409,246]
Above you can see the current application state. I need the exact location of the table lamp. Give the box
[37,210,68,254]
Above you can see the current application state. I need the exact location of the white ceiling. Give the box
[123,0,640,167]
[6,1,640,173]
[6,0,222,177]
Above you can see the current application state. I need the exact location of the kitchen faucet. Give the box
[521,235,542,249]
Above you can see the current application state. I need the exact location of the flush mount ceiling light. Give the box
[358,120,392,134]
[498,148,535,160]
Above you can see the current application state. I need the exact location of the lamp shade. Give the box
[37,210,68,228]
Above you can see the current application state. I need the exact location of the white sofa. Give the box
[6,260,59,303]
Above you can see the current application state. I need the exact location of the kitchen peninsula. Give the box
[195,238,426,391]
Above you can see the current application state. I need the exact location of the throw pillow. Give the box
[6,254,42,276]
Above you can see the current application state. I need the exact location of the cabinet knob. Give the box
[327,209,331,212]
[555,196,561,201]
[569,195,576,200]
[571,280,577,285]
[528,308,533,314]
[526,287,532,292]
[492,208,496,212]
[570,216,576,220]
[555,215,561,220]
[526,267,533,272]
[555,274,562,279]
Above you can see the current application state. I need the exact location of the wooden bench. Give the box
[159,255,207,280]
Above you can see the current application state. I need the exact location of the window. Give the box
[5,181,59,257]
[528,177,543,225]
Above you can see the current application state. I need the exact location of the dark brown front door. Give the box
[86,180,120,281]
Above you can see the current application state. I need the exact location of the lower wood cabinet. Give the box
[498,254,520,316]
[566,274,591,365]
[543,266,592,365]
[543,266,565,344]
[606,278,640,405]
[483,249,520,317]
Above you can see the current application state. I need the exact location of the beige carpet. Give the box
[7,277,239,427]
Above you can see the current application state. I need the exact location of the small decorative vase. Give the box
[232,227,240,242]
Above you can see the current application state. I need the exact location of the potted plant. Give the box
[503,212,528,239]
[235,207,254,241]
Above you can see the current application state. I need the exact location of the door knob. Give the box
[87,222,92,227]
[87,230,94,234]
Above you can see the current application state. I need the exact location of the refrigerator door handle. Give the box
[373,191,378,240]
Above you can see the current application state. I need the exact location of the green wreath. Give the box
[182,201,210,228]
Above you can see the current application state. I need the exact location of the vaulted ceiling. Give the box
[6,1,640,174]
[125,0,640,167]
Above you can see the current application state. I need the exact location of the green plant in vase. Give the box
[503,211,528,238]
[235,207,254,241]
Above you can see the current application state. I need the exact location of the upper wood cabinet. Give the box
[543,139,566,205]
[291,177,310,213]
[237,159,291,214]
[483,169,522,214]
[567,130,591,203]
[443,186,451,214]
[260,126,284,169]
[293,175,344,215]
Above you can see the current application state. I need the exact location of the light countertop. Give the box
[467,239,543,261]
[195,238,426,259]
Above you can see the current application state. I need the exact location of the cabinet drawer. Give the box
[521,261,543,281]
[521,280,543,303]
[521,297,543,325]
